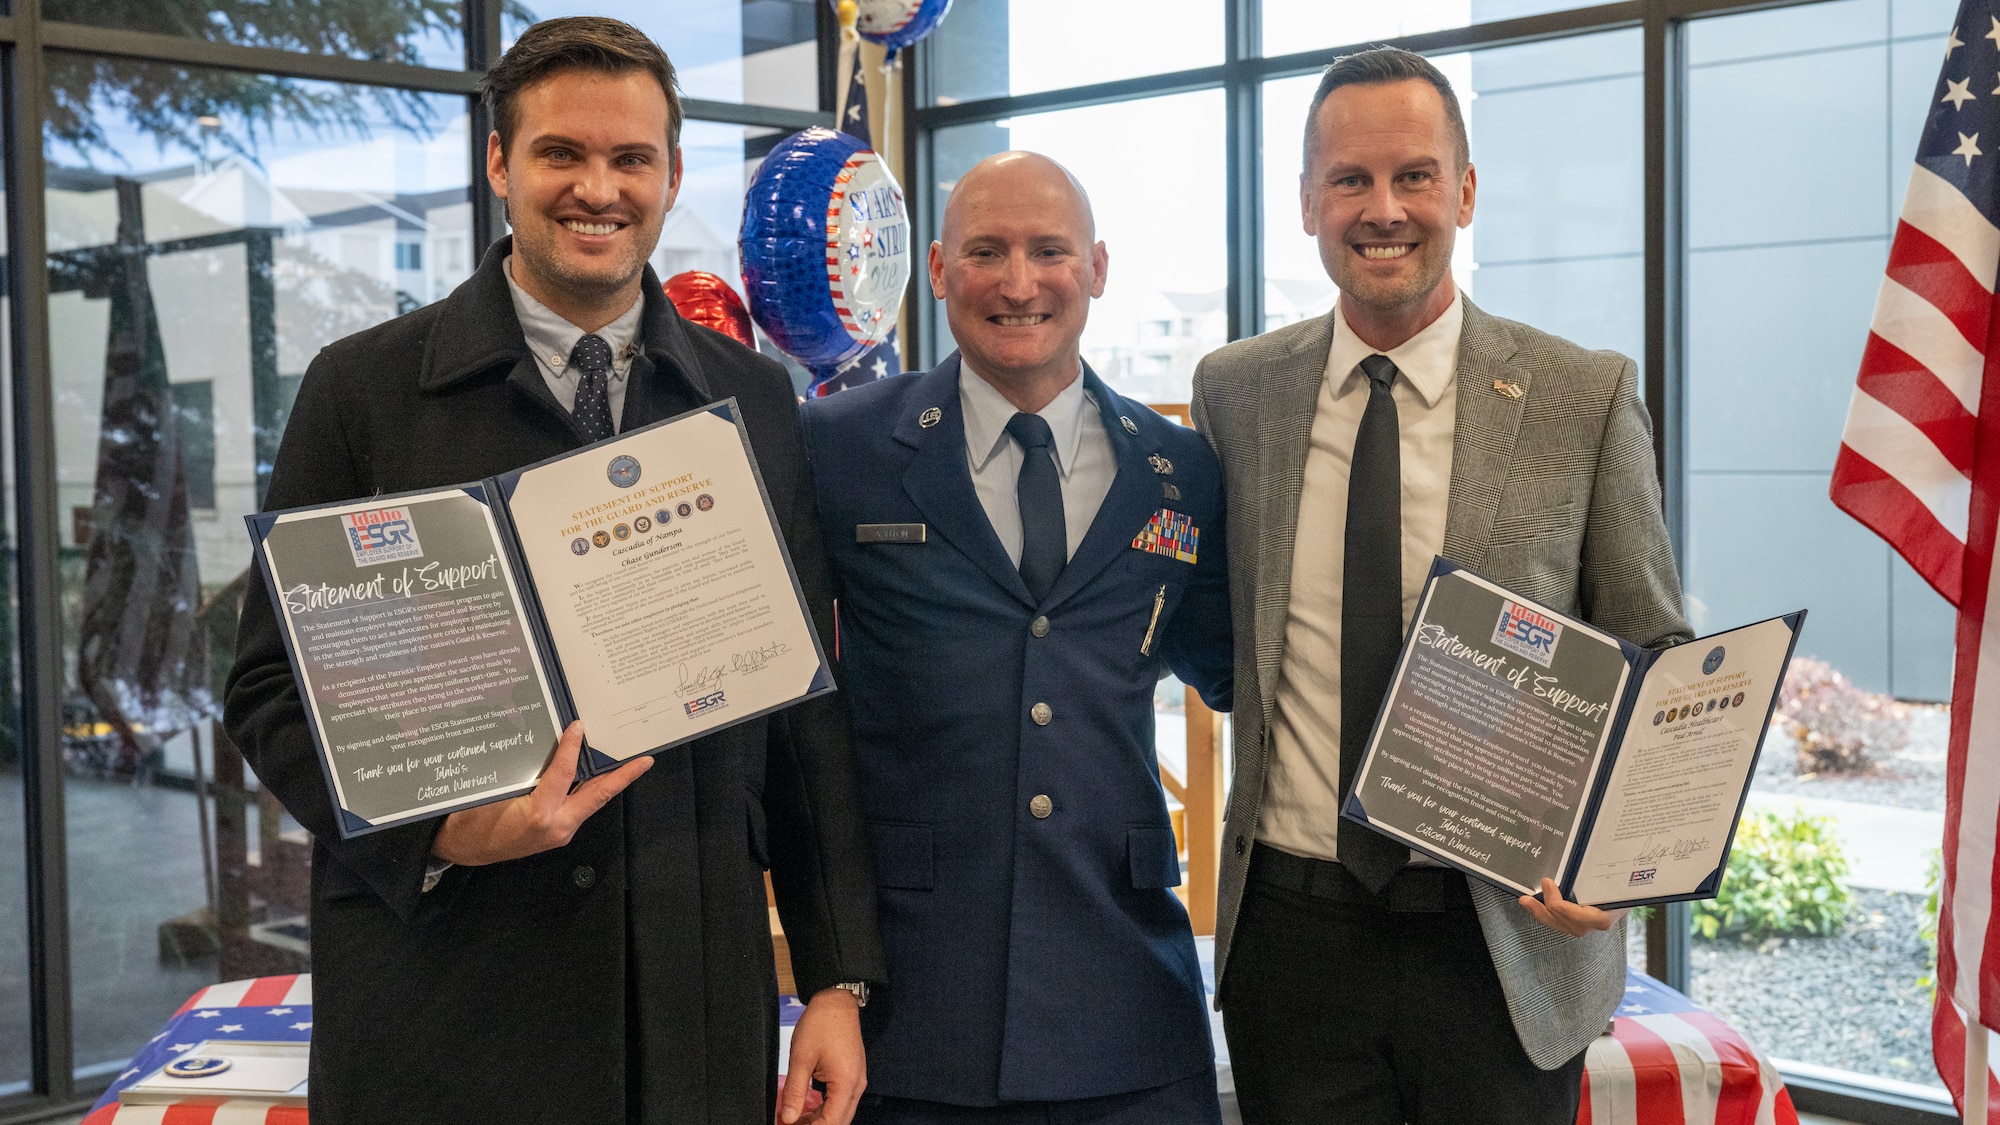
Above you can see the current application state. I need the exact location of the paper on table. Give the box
[504,410,825,760]
[1569,615,1795,906]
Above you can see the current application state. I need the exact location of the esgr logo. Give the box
[1628,867,1657,886]
[1491,600,1563,667]
[343,507,423,567]
[685,690,728,718]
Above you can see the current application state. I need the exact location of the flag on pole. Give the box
[811,40,902,398]
[1830,2,2000,1115]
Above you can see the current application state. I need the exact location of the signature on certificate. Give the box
[676,642,792,695]
[1633,836,1711,864]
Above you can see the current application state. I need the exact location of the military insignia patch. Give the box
[1131,508,1198,564]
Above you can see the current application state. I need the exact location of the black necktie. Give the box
[570,333,616,443]
[1341,354,1410,893]
[1006,412,1067,603]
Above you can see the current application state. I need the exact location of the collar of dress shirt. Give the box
[958,358,1094,479]
[1326,289,1465,407]
[503,255,644,378]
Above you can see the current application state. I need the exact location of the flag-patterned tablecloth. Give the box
[84,968,1793,1124]
[83,975,314,1124]
[1581,968,1800,1125]
[83,977,818,1124]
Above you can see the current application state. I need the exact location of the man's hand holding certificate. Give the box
[247,400,834,838]
[1344,559,1804,910]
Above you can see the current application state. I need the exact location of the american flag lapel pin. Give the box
[1493,379,1525,399]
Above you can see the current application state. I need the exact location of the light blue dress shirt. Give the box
[503,255,642,431]
[958,361,1116,566]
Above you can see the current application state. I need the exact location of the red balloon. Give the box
[664,271,756,349]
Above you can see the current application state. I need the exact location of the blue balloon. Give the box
[845,0,952,53]
[740,127,910,370]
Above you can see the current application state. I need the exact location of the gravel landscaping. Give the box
[1626,889,1941,1089]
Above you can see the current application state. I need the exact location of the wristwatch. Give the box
[833,981,869,1007]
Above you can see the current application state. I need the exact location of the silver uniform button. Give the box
[1031,702,1052,725]
[1030,794,1053,818]
[1031,615,1050,638]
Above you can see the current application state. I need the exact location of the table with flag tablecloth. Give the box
[1577,968,1799,1125]
[89,964,1793,1124]
[81,976,818,1125]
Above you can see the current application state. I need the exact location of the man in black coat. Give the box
[223,18,884,1125]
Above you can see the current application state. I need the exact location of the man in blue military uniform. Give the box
[801,152,1234,1123]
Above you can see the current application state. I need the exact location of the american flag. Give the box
[811,44,903,398]
[1576,969,1799,1125]
[1830,1,2000,1115]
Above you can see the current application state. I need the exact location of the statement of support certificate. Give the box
[248,400,834,837]
[1343,559,1804,908]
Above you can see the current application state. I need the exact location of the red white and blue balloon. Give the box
[848,0,952,53]
[739,126,909,370]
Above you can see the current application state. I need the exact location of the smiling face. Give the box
[1303,78,1476,350]
[487,67,682,330]
[930,152,1108,411]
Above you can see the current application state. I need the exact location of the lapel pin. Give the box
[1121,415,1139,434]
[1148,454,1174,475]
[1163,483,1181,502]
[1493,379,1525,399]
[919,407,942,428]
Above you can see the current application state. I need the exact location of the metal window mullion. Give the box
[1642,0,1692,993]
[37,20,477,93]
[5,0,76,1107]
[467,0,503,257]
[903,35,934,370]
[1224,0,1261,344]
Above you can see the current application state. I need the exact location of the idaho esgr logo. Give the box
[1491,599,1562,667]
[344,506,423,567]
[1703,646,1726,675]
[607,454,642,489]
[1628,867,1657,886]
[685,690,727,717]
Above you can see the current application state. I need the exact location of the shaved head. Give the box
[929,150,1108,413]
[941,151,1096,249]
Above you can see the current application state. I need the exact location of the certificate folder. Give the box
[248,399,835,839]
[1341,558,1804,910]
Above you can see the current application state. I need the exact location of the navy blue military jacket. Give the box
[800,356,1233,1106]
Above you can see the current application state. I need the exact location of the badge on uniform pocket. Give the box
[1131,509,1197,564]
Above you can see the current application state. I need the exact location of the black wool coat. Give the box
[224,238,885,1125]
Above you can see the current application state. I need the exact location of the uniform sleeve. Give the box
[223,349,445,921]
[1580,357,1693,650]
[1163,435,1233,712]
[763,397,888,996]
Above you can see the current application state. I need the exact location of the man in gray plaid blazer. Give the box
[1191,47,1689,1124]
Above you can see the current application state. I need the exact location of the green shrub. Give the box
[1693,805,1852,942]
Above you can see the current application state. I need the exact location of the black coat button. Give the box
[572,865,597,889]
[1234,836,1246,856]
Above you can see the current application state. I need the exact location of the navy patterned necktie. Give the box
[1340,354,1410,893]
[570,333,616,443]
[1005,411,1067,603]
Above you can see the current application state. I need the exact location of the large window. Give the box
[1,3,829,1116]
[43,55,473,1075]
[1680,0,1954,1097]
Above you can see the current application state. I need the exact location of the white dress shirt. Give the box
[504,256,642,431]
[958,360,1116,566]
[1257,292,1465,864]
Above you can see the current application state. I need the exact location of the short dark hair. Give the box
[480,16,682,164]
[1302,46,1469,174]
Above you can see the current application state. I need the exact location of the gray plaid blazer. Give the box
[1190,297,1691,1069]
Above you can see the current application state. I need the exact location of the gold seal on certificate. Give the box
[247,400,834,838]
[1342,559,1804,909]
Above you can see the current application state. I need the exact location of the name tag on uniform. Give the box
[856,523,927,544]
[1131,509,1198,564]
